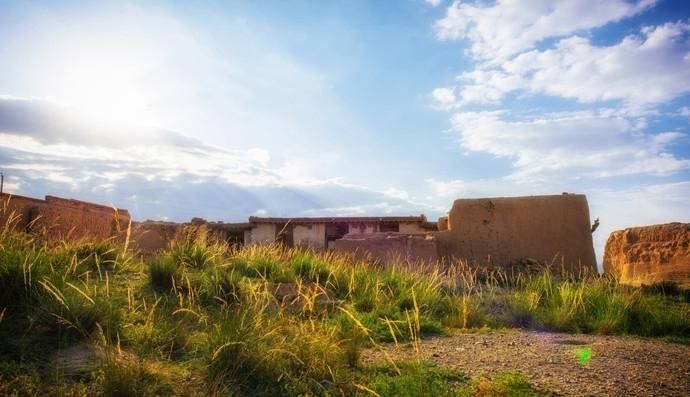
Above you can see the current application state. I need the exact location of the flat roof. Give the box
[210,222,254,231]
[248,215,427,224]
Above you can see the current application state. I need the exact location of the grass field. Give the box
[0,224,688,396]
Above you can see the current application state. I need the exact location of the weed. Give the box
[362,362,467,397]
[460,372,551,397]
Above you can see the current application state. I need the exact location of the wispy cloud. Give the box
[449,110,689,182]
[0,97,434,221]
[435,0,658,62]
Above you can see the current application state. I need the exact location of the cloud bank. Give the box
[0,97,437,221]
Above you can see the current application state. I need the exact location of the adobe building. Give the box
[336,193,598,273]
[245,216,437,249]
[0,192,130,242]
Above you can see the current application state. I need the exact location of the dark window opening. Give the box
[276,224,294,246]
[326,223,349,249]
[225,231,245,248]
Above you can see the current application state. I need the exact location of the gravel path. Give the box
[361,330,690,397]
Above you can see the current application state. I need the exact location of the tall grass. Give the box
[0,215,688,395]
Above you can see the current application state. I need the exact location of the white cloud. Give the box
[443,22,690,108]
[425,0,443,7]
[449,110,690,182]
[435,0,658,62]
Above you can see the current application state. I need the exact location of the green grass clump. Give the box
[168,240,219,269]
[362,362,468,397]
[148,256,182,292]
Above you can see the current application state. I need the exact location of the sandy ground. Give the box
[362,330,690,397]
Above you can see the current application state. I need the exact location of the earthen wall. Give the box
[443,194,596,272]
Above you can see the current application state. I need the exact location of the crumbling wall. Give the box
[0,193,130,242]
[130,219,251,255]
[0,193,44,231]
[248,223,276,244]
[293,224,326,249]
[348,223,376,234]
[442,194,596,272]
[603,223,690,288]
[130,221,181,254]
[334,232,438,264]
[437,217,449,231]
[399,222,427,234]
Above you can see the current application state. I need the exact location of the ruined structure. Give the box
[246,216,436,249]
[0,193,130,242]
[438,194,597,272]
[130,219,252,254]
[336,194,597,272]
[603,223,690,288]
[128,215,436,254]
[1,191,598,275]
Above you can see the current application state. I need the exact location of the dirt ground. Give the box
[361,330,690,397]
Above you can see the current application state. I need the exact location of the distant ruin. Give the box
[0,191,599,273]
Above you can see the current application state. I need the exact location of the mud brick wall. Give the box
[0,193,130,242]
[440,194,597,273]
[0,193,45,231]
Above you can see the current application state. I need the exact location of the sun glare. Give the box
[54,51,154,129]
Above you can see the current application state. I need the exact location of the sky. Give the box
[0,0,689,264]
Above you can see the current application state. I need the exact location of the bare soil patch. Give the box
[362,330,690,397]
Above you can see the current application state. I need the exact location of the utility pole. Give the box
[0,172,4,194]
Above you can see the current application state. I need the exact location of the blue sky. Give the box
[1,0,689,262]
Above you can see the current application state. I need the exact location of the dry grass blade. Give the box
[65,282,95,305]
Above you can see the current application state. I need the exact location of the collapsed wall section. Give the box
[130,219,253,255]
[442,194,597,272]
[334,232,438,264]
